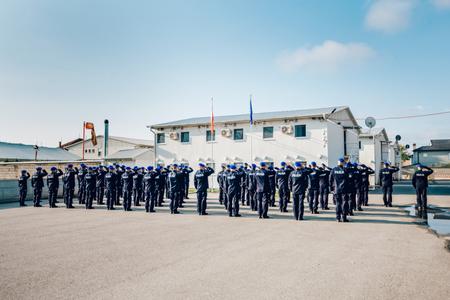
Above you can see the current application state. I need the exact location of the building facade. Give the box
[150,106,360,170]
[412,139,450,167]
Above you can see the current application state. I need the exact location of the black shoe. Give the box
[179,205,184,208]
[388,204,393,207]
[337,219,342,222]
[259,216,262,219]
[150,210,156,212]
[173,211,180,214]
[185,196,189,199]
[110,207,115,210]
[314,210,319,214]
[357,208,363,211]
[202,212,208,215]
[52,205,58,208]
[68,206,75,209]
[235,214,241,217]
[349,212,354,216]
[324,207,330,210]
[263,216,270,219]
[127,209,132,211]
[36,204,42,207]
[299,217,304,221]
[343,219,349,222]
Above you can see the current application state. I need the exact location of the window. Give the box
[294,125,306,138]
[359,141,362,149]
[263,126,274,139]
[98,151,102,157]
[233,128,244,140]
[84,149,88,153]
[157,133,165,144]
[206,130,216,142]
[180,132,190,143]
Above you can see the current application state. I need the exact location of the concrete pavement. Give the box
[0,193,449,299]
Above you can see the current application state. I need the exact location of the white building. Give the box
[62,135,154,166]
[150,106,361,170]
[359,128,401,184]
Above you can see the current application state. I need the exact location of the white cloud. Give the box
[431,0,450,10]
[277,40,376,72]
[365,0,416,33]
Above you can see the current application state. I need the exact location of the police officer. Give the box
[62,164,77,208]
[31,167,48,207]
[217,164,226,205]
[307,162,323,214]
[330,158,350,222]
[18,170,31,206]
[318,164,331,210]
[77,163,88,204]
[84,167,97,209]
[167,164,183,214]
[122,167,134,211]
[268,165,277,207]
[379,162,399,207]
[96,165,106,205]
[289,162,312,220]
[255,162,271,219]
[115,164,125,206]
[276,162,292,213]
[155,166,166,207]
[352,163,364,212]
[345,162,358,216]
[182,164,193,200]
[104,166,117,210]
[194,163,215,215]
[412,164,434,219]
[247,164,257,211]
[359,164,374,206]
[240,163,249,206]
[47,166,63,208]
[143,166,157,213]
[132,166,144,207]
[225,164,242,217]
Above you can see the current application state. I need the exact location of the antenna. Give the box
[365,117,376,128]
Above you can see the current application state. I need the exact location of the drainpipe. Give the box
[343,129,347,156]
[104,119,109,161]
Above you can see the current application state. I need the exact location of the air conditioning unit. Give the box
[221,128,232,137]
[281,125,293,134]
[169,132,179,140]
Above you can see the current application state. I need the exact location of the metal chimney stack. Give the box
[104,119,109,159]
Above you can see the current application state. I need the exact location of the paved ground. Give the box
[0,194,449,300]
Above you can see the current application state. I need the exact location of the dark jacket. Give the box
[308,168,323,190]
[121,171,134,192]
[255,169,271,193]
[31,170,48,189]
[104,171,117,190]
[168,170,184,194]
[47,169,63,190]
[276,167,293,190]
[289,168,312,194]
[194,167,215,192]
[329,166,348,194]
[225,170,243,194]
[379,167,399,187]
[18,172,30,189]
[412,167,434,189]
[143,171,157,192]
[63,168,77,189]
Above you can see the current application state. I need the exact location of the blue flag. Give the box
[249,96,253,126]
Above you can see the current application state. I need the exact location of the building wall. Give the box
[155,118,334,167]
[66,137,143,160]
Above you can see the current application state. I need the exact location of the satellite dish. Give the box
[395,135,401,141]
[405,144,410,149]
[365,117,376,128]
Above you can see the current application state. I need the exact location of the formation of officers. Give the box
[17,159,433,222]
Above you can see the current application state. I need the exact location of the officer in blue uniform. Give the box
[77,164,88,204]
[289,162,312,220]
[412,164,434,219]
[143,166,157,213]
[114,164,124,205]
[167,164,183,214]
[31,167,48,207]
[267,165,277,207]
[379,162,399,207]
[359,164,374,206]
[181,165,193,200]
[84,167,97,209]
[47,166,63,208]
[194,163,215,215]
[276,162,293,213]
[307,162,322,214]
[318,164,331,210]
[132,166,144,207]
[225,164,242,217]
[217,164,226,205]
[122,167,134,211]
[330,158,350,222]
[18,170,31,206]
[62,164,77,208]
[96,165,106,205]
[345,163,358,216]
[104,166,117,210]
[247,164,257,211]
[255,162,271,219]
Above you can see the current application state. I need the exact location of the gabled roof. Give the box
[0,141,81,162]
[106,148,152,160]
[414,139,450,152]
[62,135,153,148]
[360,127,389,141]
[150,106,358,128]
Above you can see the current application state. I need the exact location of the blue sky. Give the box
[1,0,449,147]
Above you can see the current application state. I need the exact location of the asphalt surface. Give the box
[0,193,449,300]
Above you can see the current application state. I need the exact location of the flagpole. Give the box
[82,121,86,160]
[250,94,253,163]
